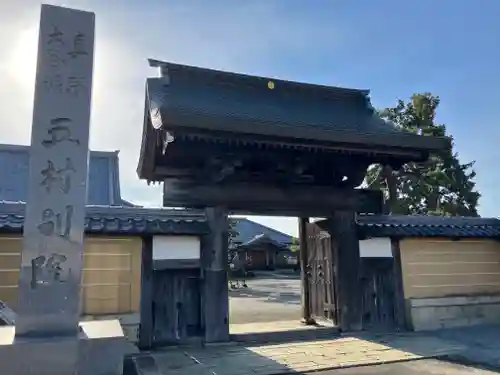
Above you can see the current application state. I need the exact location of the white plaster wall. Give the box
[152,236,200,260]
[359,238,392,258]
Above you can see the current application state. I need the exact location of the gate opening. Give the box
[228,216,338,338]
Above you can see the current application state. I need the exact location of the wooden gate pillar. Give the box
[138,236,154,349]
[329,210,363,332]
[298,217,314,325]
[201,206,230,342]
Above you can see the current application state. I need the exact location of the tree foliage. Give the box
[366,93,480,216]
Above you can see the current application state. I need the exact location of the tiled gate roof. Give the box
[0,202,209,235]
[357,215,500,238]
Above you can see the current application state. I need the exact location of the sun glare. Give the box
[7,27,38,93]
[6,24,113,105]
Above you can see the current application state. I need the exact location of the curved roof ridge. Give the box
[238,232,287,249]
[232,218,295,241]
[148,59,370,97]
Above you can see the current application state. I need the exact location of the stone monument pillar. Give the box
[15,2,95,340]
[0,4,136,375]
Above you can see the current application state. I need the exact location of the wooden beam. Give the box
[201,207,230,342]
[138,236,154,350]
[329,210,363,332]
[391,238,407,331]
[163,179,383,216]
[298,217,314,325]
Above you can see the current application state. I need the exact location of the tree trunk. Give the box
[426,189,440,213]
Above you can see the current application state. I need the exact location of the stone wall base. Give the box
[408,294,500,331]
[0,320,137,375]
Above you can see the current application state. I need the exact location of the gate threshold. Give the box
[229,320,339,344]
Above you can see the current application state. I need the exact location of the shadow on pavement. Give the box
[416,324,500,373]
[125,342,492,375]
[437,355,500,374]
[130,329,483,375]
[123,325,500,374]
[345,325,500,374]
[125,346,313,375]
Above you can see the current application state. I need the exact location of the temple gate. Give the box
[136,60,449,345]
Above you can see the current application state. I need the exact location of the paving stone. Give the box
[153,332,467,375]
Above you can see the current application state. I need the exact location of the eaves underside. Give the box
[148,101,450,156]
[137,128,430,183]
[170,131,429,160]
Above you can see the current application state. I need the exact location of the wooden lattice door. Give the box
[360,258,397,331]
[151,269,202,346]
[306,223,338,325]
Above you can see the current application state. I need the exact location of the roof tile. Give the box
[0,202,209,235]
[231,218,294,245]
[357,215,500,238]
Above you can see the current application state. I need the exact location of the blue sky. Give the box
[1,0,498,237]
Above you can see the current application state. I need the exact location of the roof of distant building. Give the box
[235,233,288,252]
[0,144,131,206]
[230,218,294,245]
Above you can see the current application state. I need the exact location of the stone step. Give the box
[124,353,162,375]
[229,326,340,345]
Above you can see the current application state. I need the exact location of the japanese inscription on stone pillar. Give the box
[15,4,95,338]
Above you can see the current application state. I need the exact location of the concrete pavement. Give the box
[152,332,465,375]
[429,324,500,372]
[141,271,500,374]
[229,271,302,325]
[306,359,499,374]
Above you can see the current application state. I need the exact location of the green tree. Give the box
[366,93,480,216]
[290,237,300,252]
